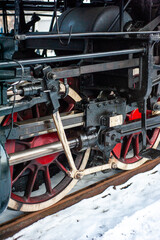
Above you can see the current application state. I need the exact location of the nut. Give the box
[75,171,83,179]
[111,162,117,169]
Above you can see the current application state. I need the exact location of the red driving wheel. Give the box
[112,108,160,163]
[4,87,89,212]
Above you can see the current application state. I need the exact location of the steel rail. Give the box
[1,157,160,240]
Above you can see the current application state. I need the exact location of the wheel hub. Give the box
[30,133,60,165]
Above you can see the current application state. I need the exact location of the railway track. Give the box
[1,157,160,240]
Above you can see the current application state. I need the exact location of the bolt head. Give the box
[112,163,117,169]
[75,172,83,179]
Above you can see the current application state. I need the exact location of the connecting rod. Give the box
[52,111,78,177]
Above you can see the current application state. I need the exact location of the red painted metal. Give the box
[30,133,60,165]
[113,109,159,163]
[127,108,152,121]
[6,95,78,204]
[127,109,142,121]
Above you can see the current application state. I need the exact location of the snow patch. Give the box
[5,164,160,240]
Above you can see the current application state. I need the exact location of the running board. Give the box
[139,148,160,160]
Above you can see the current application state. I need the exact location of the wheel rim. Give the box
[112,109,160,164]
[11,151,83,204]
[4,86,89,212]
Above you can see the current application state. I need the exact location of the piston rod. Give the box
[9,138,78,166]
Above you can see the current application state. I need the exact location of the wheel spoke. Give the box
[123,134,133,159]
[17,113,23,121]
[134,134,140,156]
[113,108,160,164]
[146,135,152,145]
[8,85,89,211]
[54,159,68,174]
[12,162,32,185]
[24,167,39,200]
[44,166,52,194]
[36,104,40,118]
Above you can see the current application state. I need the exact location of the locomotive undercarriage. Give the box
[1,0,160,213]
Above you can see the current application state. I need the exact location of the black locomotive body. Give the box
[0,0,160,214]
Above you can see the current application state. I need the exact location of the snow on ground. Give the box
[0,170,118,224]
[5,164,160,240]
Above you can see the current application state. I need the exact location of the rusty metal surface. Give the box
[0,157,160,239]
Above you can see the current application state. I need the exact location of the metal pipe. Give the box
[7,89,23,96]
[9,138,78,166]
[0,13,53,17]
[0,48,145,68]
[0,1,62,12]
[16,29,160,41]
[0,1,56,6]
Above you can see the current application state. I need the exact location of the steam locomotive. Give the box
[0,0,160,214]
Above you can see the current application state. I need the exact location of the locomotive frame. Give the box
[0,0,160,213]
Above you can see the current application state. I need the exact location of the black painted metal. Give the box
[0,0,160,214]
[0,145,11,214]
[0,93,49,117]
[2,109,160,142]
[16,30,160,41]
[84,98,126,128]
[108,0,132,32]
[48,58,139,80]
[139,148,160,160]
[119,0,124,31]
[120,115,160,136]
[0,49,144,68]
